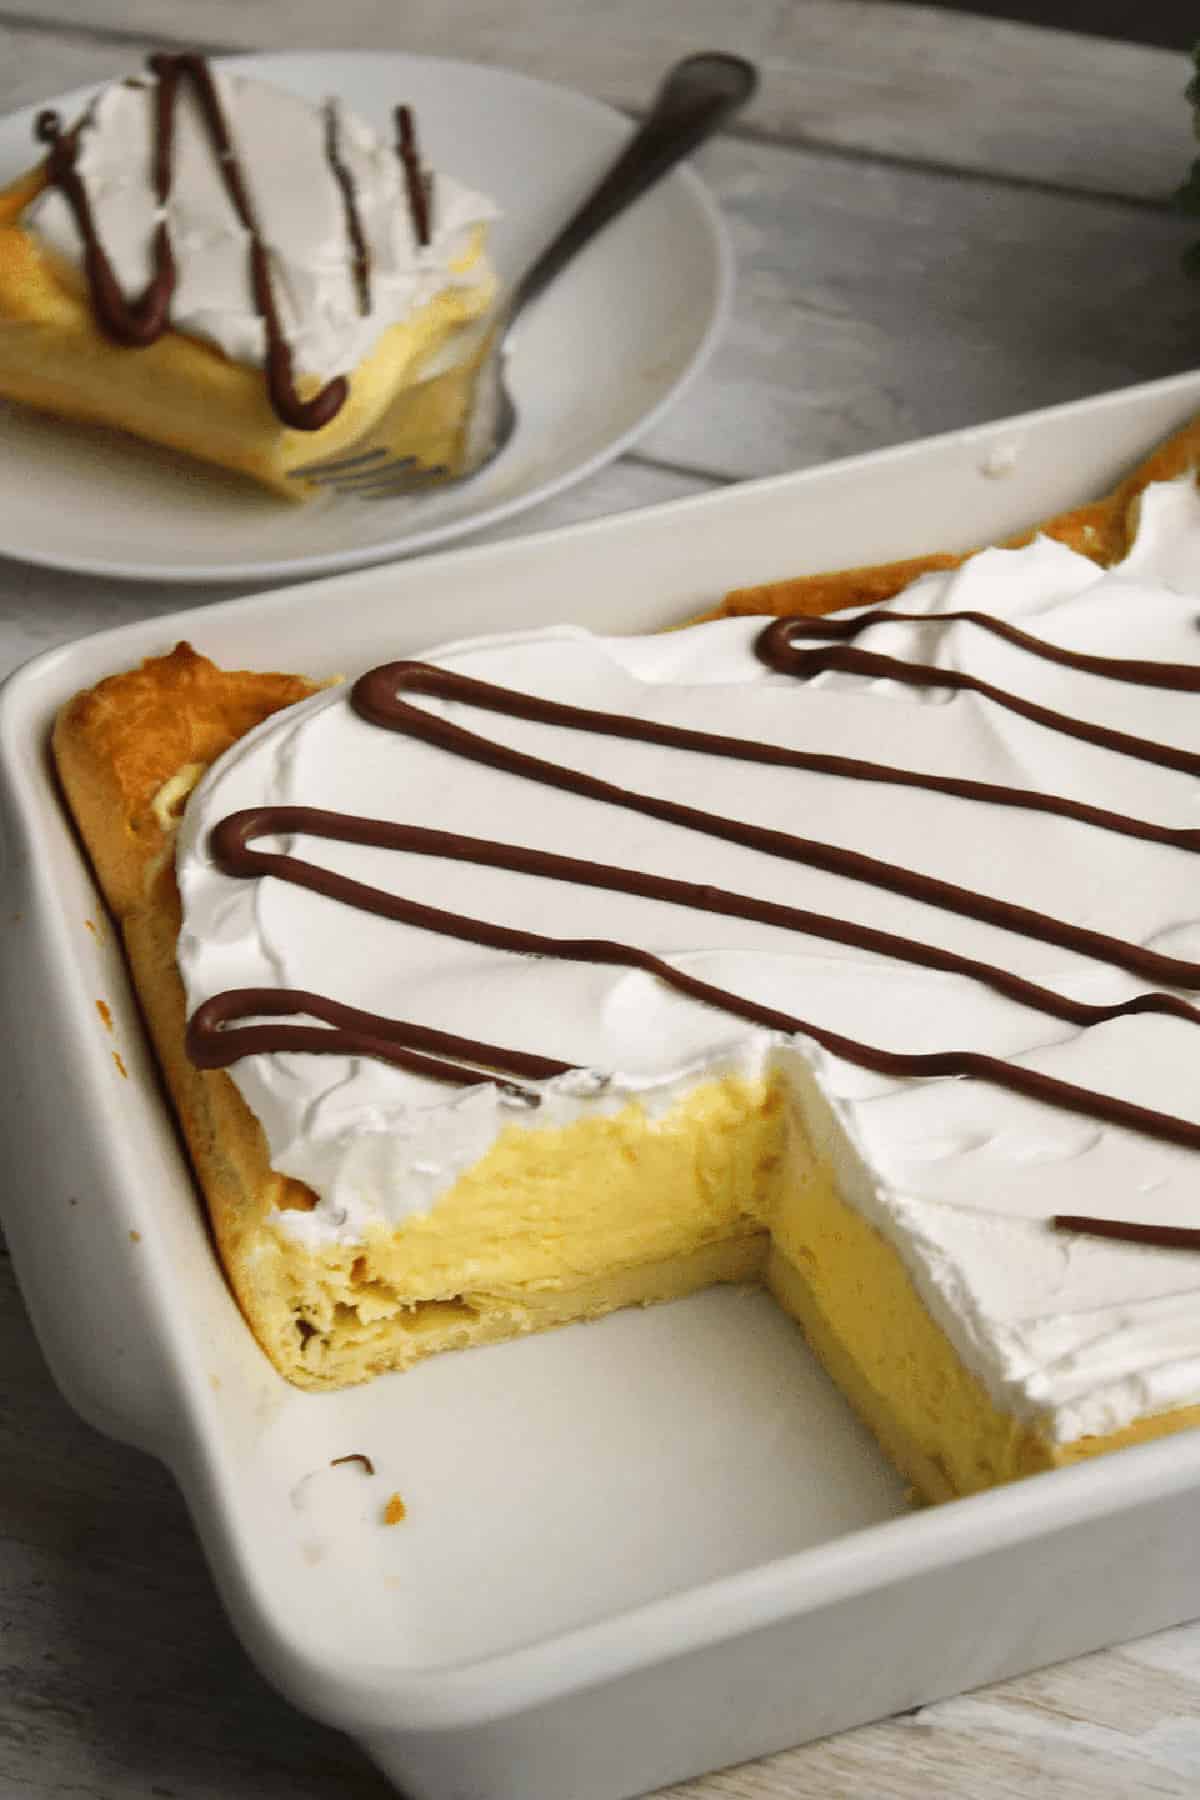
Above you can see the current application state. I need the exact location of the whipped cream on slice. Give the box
[25,67,497,381]
[177,477,1200,1443]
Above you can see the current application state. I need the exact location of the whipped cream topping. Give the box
[176,476,1200,1443]
[25,67,496,381]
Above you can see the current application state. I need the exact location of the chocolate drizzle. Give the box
[35,53,355,428]
[188,979,568,1097]
[394,105,431,247]
[35,108,172,346]
[1054,1215,1200,1251]
[323,100,371,317]
[755,616,1200,778]
[757,607,1200,693]
[185,615,1200,1168]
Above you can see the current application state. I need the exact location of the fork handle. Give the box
[506,52,757,325]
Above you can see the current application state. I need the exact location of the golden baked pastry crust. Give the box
[52,415,1200,1420]
[707,412,1200,620]
[54,645,325,1375]
[0,164,495,497]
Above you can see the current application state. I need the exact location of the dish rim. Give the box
[4,367,1200,1734]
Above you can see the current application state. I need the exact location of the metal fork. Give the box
[291,52,758,499]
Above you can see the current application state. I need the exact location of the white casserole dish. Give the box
[3,368,1200,1800]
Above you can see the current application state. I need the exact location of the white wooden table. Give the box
[2,4,1200,1796]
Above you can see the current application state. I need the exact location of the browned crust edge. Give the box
[53,643,324,1381]
[705,414,1200,622]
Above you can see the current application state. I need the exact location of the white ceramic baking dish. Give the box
[3,369,1200,1800]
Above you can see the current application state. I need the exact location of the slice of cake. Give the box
[52,427,1200,1504]
[0,54,497,496]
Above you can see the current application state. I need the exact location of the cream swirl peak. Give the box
[176,476,1200,1441]
[25,57,497,400]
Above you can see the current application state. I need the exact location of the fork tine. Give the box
[290,57,754,506]
[301,465,421,492]
[327,463,451,499]
[311,457,422,490]
[290,445,394,478]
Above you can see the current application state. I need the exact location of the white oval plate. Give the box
[0,49,730,585]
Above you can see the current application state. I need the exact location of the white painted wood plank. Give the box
[637,130,1197,481]
[3,0,1192,199]
[0,17,135,105]
[764,2,1194,201]
[0,1247,390,1799]
[662,1645,1200,1798]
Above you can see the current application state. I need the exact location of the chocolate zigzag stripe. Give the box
[354,657,1200,853]
[189,800,1200,1150]
[1054,1215,1200,1250]
[761,607,1200,692]
[346,663,1200,990]
[35,52,355,428]
[187,985,565,1097]
[395,105,431,248]
[323,100,371,317]
[755,617,1200,778]
[186,634,1200,1154]
[196,802,1200,1033]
